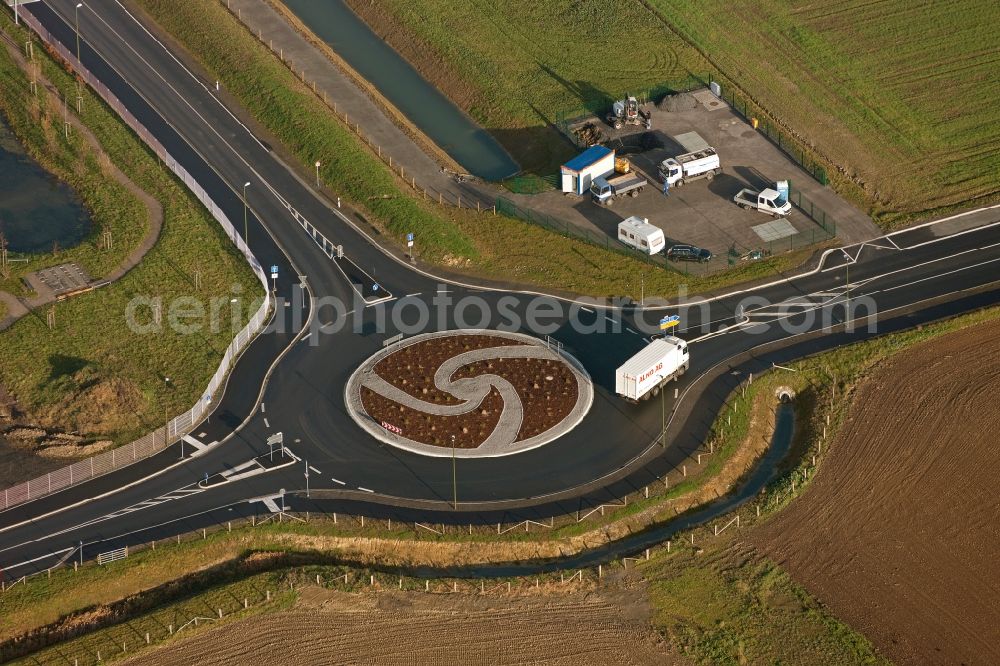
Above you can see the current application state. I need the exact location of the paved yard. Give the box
[516,91,878,272]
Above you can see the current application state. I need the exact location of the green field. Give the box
[644,0,1000,224]
[349,0,999,223]
[0,17,262,446]
[345,0,708,173]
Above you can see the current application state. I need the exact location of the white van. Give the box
[617,216,665,255]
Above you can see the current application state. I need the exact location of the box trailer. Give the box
[617,217,665,255]
[615,337,689,402]
[658,147,720,186]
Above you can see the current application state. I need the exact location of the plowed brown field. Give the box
[124,588,686,666]
[752,319,1000,664]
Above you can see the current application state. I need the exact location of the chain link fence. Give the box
[0,13,273,512]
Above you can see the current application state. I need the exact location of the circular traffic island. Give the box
[345,331,593,457]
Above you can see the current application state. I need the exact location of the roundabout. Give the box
[345,330,594,457]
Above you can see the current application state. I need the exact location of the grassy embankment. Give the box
[640,0,1000,226]
[0,16,262,445]
[344,0,708,174]
[0,52,146,294]
[131,0,808,300]
[5,301,1000,662]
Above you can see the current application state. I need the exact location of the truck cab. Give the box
[733,186,793,216]
[590,176,614,204]
[658,158,683,186]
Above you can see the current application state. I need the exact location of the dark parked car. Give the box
[666,244,712,263]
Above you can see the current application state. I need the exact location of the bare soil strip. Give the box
[751,318,1000,664]
[123,587,686,666]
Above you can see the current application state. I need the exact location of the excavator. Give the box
[606,95,651,130]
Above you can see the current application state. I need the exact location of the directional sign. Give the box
[270,264,279,279]
[373,283,380,292]
[406,233,414,242]
[659,314,680,330]
[381,420,403,435]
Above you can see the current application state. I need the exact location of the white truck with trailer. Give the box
[617,216,665,255]
[615,337,690,402]
[658,147,720,187]
[590,172,647,205]
[733,186,792,216]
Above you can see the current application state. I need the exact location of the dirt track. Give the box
[752,319,1000,664]
[124,587,686,665]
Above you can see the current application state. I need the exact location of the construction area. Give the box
[519,89,875,272]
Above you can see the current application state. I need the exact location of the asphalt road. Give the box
[2,0,1000,577]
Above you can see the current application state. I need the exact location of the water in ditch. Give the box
[420,401,799,577]
[0,115,91,254]
[278,0,520,181]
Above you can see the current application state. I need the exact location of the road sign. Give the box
[270,264,279,279]
[406,232,414,248]
[659,315,680,330]
[373,283,380,292]
[203,394,212,403]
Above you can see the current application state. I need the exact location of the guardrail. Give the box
[0,12,272,512]
[97,546,128,566]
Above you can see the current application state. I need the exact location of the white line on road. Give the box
[331,478,346,485]
[357,487,375,493]
[626,327,640,335]
[406,292,422,298]
[308,465,321,475]
[581,306,594,314]
[263,418,270,428]
[260,403,265,413]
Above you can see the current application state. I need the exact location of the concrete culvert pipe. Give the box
[775,386,796,403]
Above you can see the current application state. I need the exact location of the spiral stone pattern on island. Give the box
[345,330,594,458]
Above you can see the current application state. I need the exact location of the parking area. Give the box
[517,89,873,272]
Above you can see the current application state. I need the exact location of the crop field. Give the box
[119,590,678,666]
[751,317,1000,663]
[344,0,708,172]
[629,0,1000,223]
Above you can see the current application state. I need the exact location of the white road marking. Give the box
[308,465,322,475]
[181,435,207,451]
[260,403,265,413]
[605,315,615,323]
[581,306,594,314]
[331,478,346,485]
[626,327,640,335]
[357,487,375,493]
[406,292,422,298]
[261,497,281,513]
[263,417,270,428]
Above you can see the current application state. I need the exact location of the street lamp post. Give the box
[74,3,83,64]
[314,160,321,188]
[451,434,457,509]
[242,181,251,246]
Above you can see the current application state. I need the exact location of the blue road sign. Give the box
[270,265,279,274]
[406,233,414,242]
[373,283,380,292]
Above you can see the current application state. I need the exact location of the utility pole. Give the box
[451,434,457,509]
[74,3,83,64]
[242,181,251,246]
[661,387,666,447]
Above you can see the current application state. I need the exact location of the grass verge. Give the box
[129,0,817,300]
[0,16,262,447]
